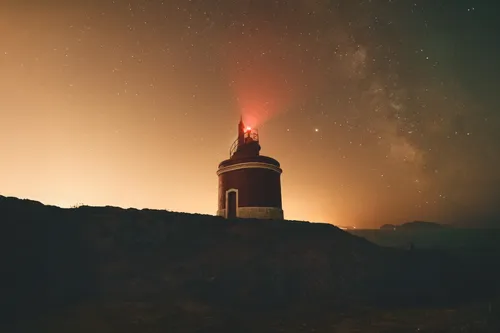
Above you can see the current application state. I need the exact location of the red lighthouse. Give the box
[216,118,284,220]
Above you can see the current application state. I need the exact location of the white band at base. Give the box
[217,207,284,220]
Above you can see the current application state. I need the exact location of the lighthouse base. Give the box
[217,207,284,220]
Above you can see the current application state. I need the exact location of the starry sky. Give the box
[1,0,499,227]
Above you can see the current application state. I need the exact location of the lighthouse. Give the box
[216,118,284,220]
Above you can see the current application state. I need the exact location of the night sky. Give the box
[1,0,499,227]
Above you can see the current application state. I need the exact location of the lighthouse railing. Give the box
[229,139,239,158]
[245,130,259,143]
[229,129,259,158]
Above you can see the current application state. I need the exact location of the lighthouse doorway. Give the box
[227,190,237,219]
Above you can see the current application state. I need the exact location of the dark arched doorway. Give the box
[227,190,237,219]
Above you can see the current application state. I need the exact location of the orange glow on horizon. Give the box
[1,2,480,228]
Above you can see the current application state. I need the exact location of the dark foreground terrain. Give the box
[1,195,499,332]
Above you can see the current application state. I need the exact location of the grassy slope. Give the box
[350,228,500,252]
[1,195,499,332]
[351,229,500,289]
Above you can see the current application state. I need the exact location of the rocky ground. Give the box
[1,195,499,332]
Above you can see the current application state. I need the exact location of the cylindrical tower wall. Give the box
[216,157,283,220]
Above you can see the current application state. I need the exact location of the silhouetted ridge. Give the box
[0,195,491,331]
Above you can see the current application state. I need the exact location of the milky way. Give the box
[1,0,498,227]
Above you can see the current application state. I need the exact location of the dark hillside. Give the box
[0,195,495,332]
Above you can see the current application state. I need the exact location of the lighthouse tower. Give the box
[216,118,284,220]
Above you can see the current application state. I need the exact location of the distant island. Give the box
[380,221,446,230]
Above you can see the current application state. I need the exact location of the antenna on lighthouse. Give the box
[238,115,245,147]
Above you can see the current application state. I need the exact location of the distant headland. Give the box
[380,221,446,231]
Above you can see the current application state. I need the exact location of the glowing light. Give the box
[246,126,252,131]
